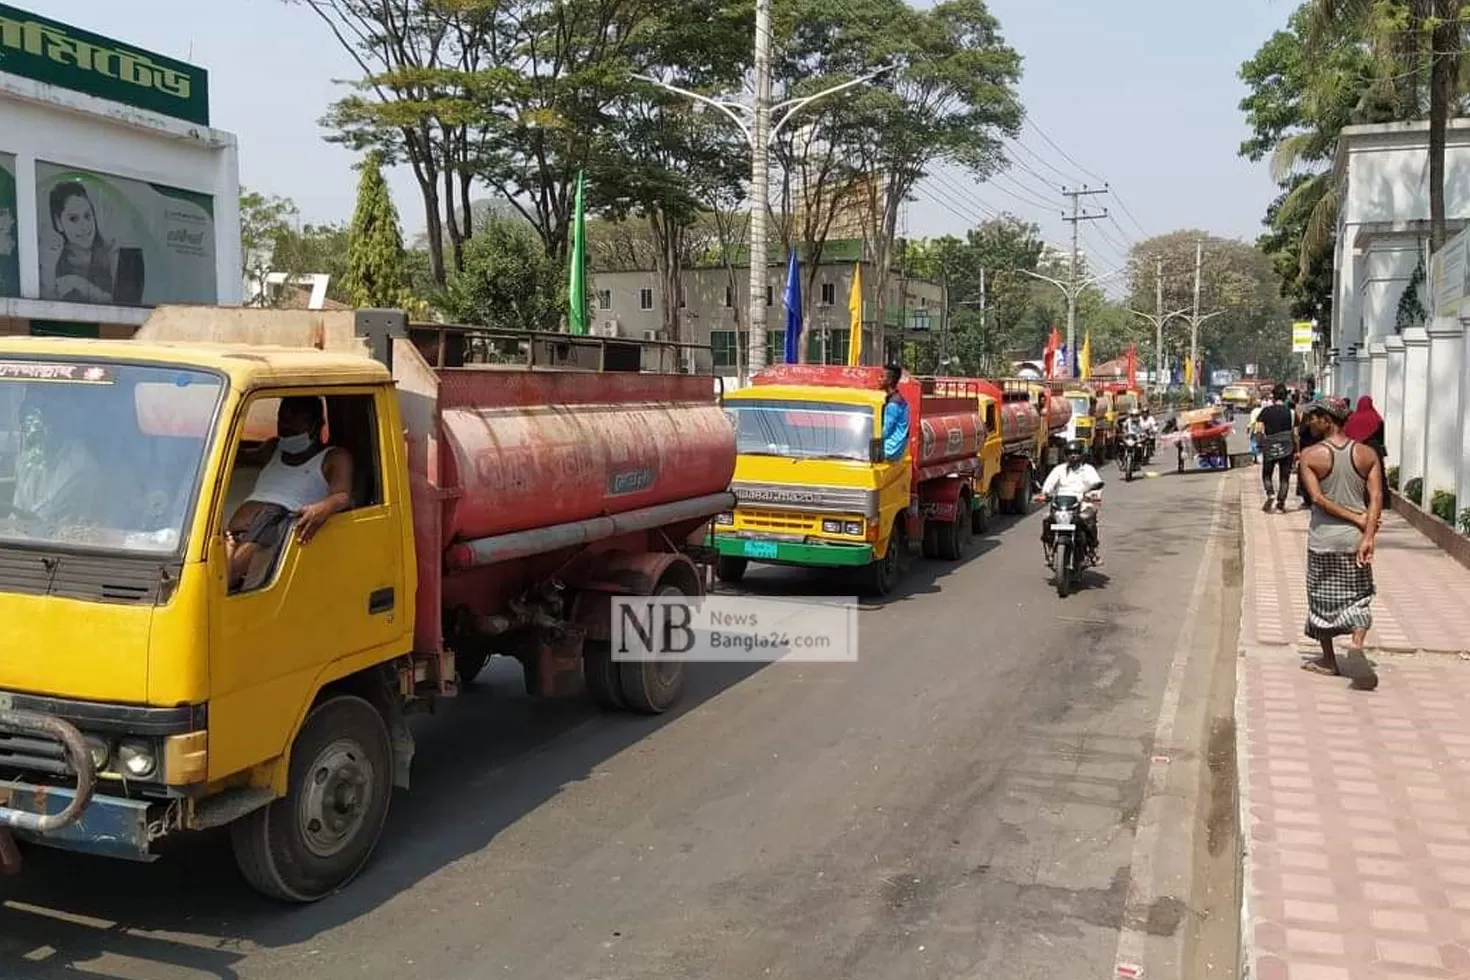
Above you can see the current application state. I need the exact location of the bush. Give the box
[1431,489,1457,524]
[1387,465,1400,491]
[1404,477,1423,506]
[1460,508,1470,536]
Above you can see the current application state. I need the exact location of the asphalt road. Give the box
[0,451,1243,980]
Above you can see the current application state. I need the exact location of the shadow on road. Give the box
[0,654,767,978]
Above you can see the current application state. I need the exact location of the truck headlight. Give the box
[844,520,864,536]
[716,512,734,526]
[117,740,157,779]
[85,735,110,772]
[821,519,842,533]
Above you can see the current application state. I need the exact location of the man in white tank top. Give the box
[225,396,354,589]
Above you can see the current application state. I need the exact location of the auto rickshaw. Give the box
[1168,406,1233,472]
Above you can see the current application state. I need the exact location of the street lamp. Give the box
[1020,267,1122,378]
[633,64,898,380]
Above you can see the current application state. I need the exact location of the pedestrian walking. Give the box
[1295,402,1322,509]
[1344,395,1389,504]
[1296,398,1384,685]
[1256,384,1296,512]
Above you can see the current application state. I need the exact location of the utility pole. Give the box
[978,265,987,372]
[1061,185,1109,377]
[747,0,772,373]
[634,40,892,381]
[1180,239,1227,402]
[1127,254,1188,393]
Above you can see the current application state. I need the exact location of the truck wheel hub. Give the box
[299,739,374,857]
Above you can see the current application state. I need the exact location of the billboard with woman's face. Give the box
[0,154,17,298]
[36,161,217,307]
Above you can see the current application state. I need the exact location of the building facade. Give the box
[0,3,240,339]
[589,244,946,376]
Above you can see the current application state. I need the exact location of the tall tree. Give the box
[437,217,562,331]
[342,154,410,309]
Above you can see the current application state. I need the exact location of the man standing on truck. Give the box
[225,396,354,589]
[880,364,910,461]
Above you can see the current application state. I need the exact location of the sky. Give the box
[42,0,1297,285]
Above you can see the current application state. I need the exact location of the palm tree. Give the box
[1306,0,1464,250]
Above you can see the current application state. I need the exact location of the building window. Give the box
[639,288,654,311]
[821,282,836,306]
[806,329,850,365]
[724,286,733,309]
[679,287,687,309]
[711,329,749,369]
[765,285,774,307]
[767,330,785,364]
[597,289,612,311]
[919,296,928,309]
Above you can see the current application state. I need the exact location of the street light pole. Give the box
[1021,267,1121,376]
[633,59,896,381]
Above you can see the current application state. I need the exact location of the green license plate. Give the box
[742,540,779,559]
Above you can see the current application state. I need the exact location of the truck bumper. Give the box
[710,534,875,568]
[2,782,156,861]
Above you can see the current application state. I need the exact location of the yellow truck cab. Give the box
[0,306,735,901]
[1060,388,1097,457]
[712,365,984,595]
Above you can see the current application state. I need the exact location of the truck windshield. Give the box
[1068,396,1091,418]
[726,399,875,461]
[0,361,223,554]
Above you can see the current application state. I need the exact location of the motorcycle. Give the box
[1119,433,1140,482]
[1039,490,1102,598]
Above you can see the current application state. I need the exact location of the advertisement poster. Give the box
[35,161,217,307]
[0,153,17,298]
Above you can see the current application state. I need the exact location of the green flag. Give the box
[568,171,588,335]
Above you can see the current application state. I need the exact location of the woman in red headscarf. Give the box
[1344,395,1387,500]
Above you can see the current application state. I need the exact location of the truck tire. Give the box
[921,521,940,559]
[865,521,907,596]
[583,641,626,710]
[1011,465,1033,516]
[715,556,748,584]
[618,582,689,715]
[974,489,997,534]
[231,695,393,903]
[937,500,971,560]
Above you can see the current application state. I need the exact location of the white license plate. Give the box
[1051,522,1075,532]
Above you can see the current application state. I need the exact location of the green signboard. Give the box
[0,4,209,126]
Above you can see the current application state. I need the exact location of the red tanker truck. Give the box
[0,306,735,900]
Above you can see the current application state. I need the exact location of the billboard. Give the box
[36,161,217,307]
[1291,320,1315,353]
[0,4,209,125]
[0,153,16,298]
[1430,227,1470,319]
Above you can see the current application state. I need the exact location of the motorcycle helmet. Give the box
[1065,439,1085,459]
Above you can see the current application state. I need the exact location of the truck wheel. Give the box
[454,647,491,686]
[865,521,907,596]
[583,641,626,710]
[921,521,940,559]
[1011,466,1033,516]
[618,582,689,715]
[231,695,393,903]
[715,556,748,584]
[937,503,970,560]
[974,489,996,534]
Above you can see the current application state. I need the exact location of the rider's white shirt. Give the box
[1141,418,1159,435]
[1043,462,1103,499]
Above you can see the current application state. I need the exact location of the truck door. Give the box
[207,388,408,779]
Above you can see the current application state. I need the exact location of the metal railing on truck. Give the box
[400,320,715,376]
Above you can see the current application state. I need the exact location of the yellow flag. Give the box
[1080,331,1092,379]
[847,263,863,366]
[1184,356,1194,386]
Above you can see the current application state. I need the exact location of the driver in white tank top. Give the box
[224,396,354,588]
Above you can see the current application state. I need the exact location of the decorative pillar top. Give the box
[1368,341,1388,358]
[1384,334,1406,352]
[1427,316,1466,339]
[1402,326,1431,348]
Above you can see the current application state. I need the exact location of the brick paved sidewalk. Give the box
[1238,472,1470,980]
[1240,481,1470,653]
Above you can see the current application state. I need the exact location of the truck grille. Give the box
[737,509,822,534]
[0,549,178,605]
[0,730,73,777]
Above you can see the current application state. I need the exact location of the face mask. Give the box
[279,432,313,454]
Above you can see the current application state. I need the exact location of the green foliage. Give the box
[1431,488,1457,523]
[1459,507,1470,536]
[1395,252,1428,331]
[1123,231,1294,380]
[342,155,410,310]
[1405,476,1424,506]
[238,187,352,307]
[436,218,563,333]
[1388,464,1400,490]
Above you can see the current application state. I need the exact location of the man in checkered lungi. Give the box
[1295,398,1383,685]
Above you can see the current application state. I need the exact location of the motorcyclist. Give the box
[1039,439,1104,562]
[1140,408,1159,460]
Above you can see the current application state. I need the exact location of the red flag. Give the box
[1126,344,1137,388]
[1043,326,1061,379]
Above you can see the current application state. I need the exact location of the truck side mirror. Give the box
[870,437,884,463]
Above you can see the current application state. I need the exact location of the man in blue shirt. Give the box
[881,364,910,461]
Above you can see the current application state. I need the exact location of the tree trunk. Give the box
[1427,1,1458,252]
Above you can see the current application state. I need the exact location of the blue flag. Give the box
[783,250,802,364]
